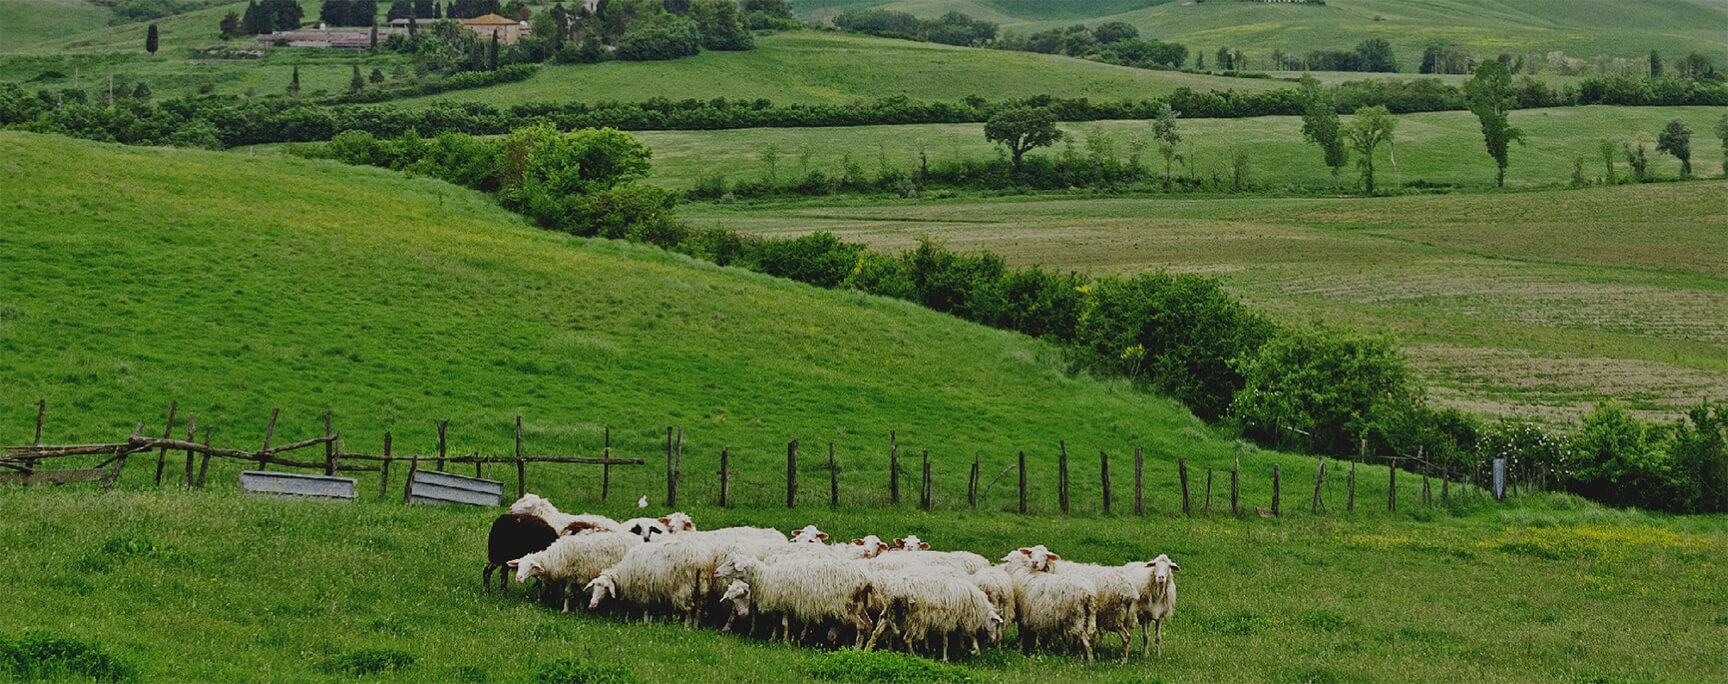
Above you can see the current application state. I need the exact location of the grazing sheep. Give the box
[484,513,559,594]
[868,548,989,575]
[1126,554,1180,657]
[845,536,890,559]
[585,542,701,624]
[508,531,641,611]
[1010,569,1097,662]
[969,565,1017,636]
[509,494,620,534]
[719,555,875,646]
[790,524,829,544]
[1049,560,1140,663]
[866,568,1002,660]
[663,512,696,533]
[621,517,671,542]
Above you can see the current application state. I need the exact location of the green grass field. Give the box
[0,0,112,52]
[797,0,1728,67]
[2,129,1726,683]
[632,105,1727,191]
[682,179,1728,425]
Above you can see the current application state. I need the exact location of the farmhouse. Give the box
[255,27,386,49]
[460,14,526,45]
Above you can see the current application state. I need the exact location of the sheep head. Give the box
[714,554,759,580]
[894,535,930,551]
[845,535,889,558]
[1146,554,1181,586]
[508,493,551,517]
[624,518,668,542]
[721,580,751,617]
[790,524,829,544]
[584,575,617,609]
[506,555,544,583]
[661,512,696,533]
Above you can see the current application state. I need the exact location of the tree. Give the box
[1674,52,1724,83]
[1353,38,1397,72]
[1151,103,1180,188]
[321,0,352,26]
[146,23,160,55]
[1093,21,1137,44]
[1598,139,1617,183]
[1297,74,1347,190]
[1624,141,1650,182]
[131,81,151,100]
[349,64,365,92]
[489,30,500,70]
[287,65,301,96]
[1656,118,1693,177]
[1464,60,1526,187]
[370,20,379,48]
[218,11,242,38]
[1345,105,1397,194]
[1715,111,1728,176]
[1649,49,1662,77]
[369,67,385,83]
[983,106,1061,173]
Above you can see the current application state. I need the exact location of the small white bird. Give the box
[637,495,649,509]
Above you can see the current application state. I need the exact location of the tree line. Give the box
[285,123,1728,514]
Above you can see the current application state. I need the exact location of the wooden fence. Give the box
[5,401,1493,515]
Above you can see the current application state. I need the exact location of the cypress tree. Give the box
[489,30,500,70]
[287,65,301,96]
[146,23,160,55]
[370,20,379,48]
[349,64,365,92]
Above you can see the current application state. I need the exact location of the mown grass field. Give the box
[796,0,1728,67]
[634,105,1728,191]
[1,487,1723,683]
[683,180,1728,425]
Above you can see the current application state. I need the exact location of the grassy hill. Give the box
[0,0,112,52]
[798,0,1728,67]
[1,132,1724,683]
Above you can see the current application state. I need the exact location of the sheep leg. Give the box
[969,635,981,657]
[940,634,949,662]
[1155,619,1163,658]
[1140,623,1149,658]
[1118,625,1132,663]
[865,614,893,651]
[483,564,495,593]
[782,615,793,645]
[1079,628,1094,662]
[1020,627,1035,656]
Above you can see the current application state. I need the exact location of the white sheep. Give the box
[508,531,641,612]
[867,549,988,575]
[1124,554,1180,657]
[508,493,620,534]
[620,517,671,542]
[717,555,875,646]
[1009,569,1097,661]
[865,568,1002,661]
[969,565,1016,636]
[789,524,829,544]
[1049,560,1140,663]
[585,538,713,625]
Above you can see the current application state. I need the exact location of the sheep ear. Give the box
[1047,552,1061,561]
[1169,563,1181,572]
[506,559,520,568]
[658,517,670,525]
[1019,548,1032,556]
[893,538,904,547]
[817,532,829,540]
[851,539,864,545]
[918,542,929,550]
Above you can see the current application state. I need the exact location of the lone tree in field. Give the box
[349,64,364,92]
[1345,105,1397,194]
[1657,118,1693,177]
[984,106,1061,174]
[1298,74,1347,190]
[146,23,160,55]
[287,65,301,96]
[1464,60,1525,187]
[1152,102,1181,188]
[1715,112,1728,175]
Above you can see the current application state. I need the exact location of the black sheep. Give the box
[484,513,559,593]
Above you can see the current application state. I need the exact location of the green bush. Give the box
[526,656,641,684]
[746,232,864,288]
[1231,325,1416,455]
[616,13,701,61]
[0,634,140,683]
[801,649,970,684]
[1568,404,1675,510]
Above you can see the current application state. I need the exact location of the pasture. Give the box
[682,180,1728,424]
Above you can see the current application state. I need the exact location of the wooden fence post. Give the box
[1100,451,1112,514]
[1271,464,1281,517]
[183,414,197,488]
[1230,456,1240,516]
[786,440,798,509]
[1058,441,1070,516]
[1311,458,1326,514]
[665,426,677,509]
[920,450,931,510]
[259,408,278,471]
[1388,454,1397,513]
[1017,450,1027,514]
[719,448,731,508]
[513,417,524,500]
[968,453,980,509]
[1179,458,1190,516]
[381,432,393,500]
[1204,469,1213,514]
[323,411,335,476]
[1441,466,1450,502]
[33,399,45,446]
[829,443,838,509]
[1347,462,1356,513]
[436,419,447,472]
[601,427,611,502]
[403,452,419,504]
[154,400,178,485]
[196,427,213,488]
[889,431,900,505]
[1133,446,1144,516]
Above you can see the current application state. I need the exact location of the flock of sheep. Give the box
[485,494,1180,662]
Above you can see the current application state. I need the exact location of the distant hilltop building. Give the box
[260,14,528,49]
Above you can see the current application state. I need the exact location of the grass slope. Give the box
[0,0,111,53]
[683,180,1728,424]
[799,0,1728,65]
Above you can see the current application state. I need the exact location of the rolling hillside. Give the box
[797,0,1728,66]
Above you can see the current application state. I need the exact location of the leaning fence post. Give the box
[919,449,931,510]
[1179,458,1190,516]
[1100,451,1112,514]
[154,400,178,485]
[1017,450,1027,514]
[719,448,731,508]
[889,431,900,505]
[1271,464,1281,517]
[828,442,838,509]
[968,453,980,509]
[259,407,279,471]
[1388,453,1398,513]
[403,451,419,505]
[786,440,798,509]
[1204,468,1213,514]
[1441,465,1450,502]
[381,432,394,500]
[33,399,45,446]
[183,414,197,488]
[1133,446,1144,516]
[514,417,524,500]
[436,419,448,472]
[1230,456,1240,516]
[1058,441,1070,516]
[323,411,335,476]
[1347,462,1357,513]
